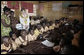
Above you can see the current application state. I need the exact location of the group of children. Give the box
[1,16,82,54]
[1,16,60,54]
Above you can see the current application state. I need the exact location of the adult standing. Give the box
[1,6,11,37]
[19,8,30,31]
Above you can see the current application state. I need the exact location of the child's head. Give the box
[21,8,25,11]
[29,26,34,35]
[40,22,43,26]
[10,11,14,17]
[73,25,81,34]
[2,36,11,46]
[39,24,43,28]
[64,18,68,22]
[37,24,41,30]
[3,6,11,15]
[30,29,34,35]
[46,22,50,27]
[21,30,27,37]
[34,17,37,21]
[42,22,46,28]
[49,21,53,26]
[55,20,60,25]
[12,33,17,40]
[47,32,61,43]
[73,19,79,25]
[62,31,74,45]
[40,16,43,20]
[59,17,65,23]
[30,25,35,30]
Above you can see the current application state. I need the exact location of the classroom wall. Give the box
[1,1,83,23]
[38,1,83,23]
[12,1,39,21]
[69,1,83,23]
[38,1,63,21]
[1,1,39,20]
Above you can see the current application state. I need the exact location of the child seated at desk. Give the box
[27,28,36,41]
[34,24,42,40]
[12,30,28,48]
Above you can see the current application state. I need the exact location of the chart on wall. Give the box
[62,1,71,8]
[52,3,62,11]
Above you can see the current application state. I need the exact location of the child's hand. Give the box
[53,45,60,52]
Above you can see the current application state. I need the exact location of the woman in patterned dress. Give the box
[1,6,11,37]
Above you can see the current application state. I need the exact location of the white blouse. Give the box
[19,14,30,30]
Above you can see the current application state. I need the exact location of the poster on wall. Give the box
[52,3,62,11]
[7,1,19,9]
[62,1,71,8]
[21,1,33,13]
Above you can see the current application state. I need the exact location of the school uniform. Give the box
[15,35,28,47]
[15,37,22,47]
[1,39,19,54]
[31,19,35,25]
[52,23,56,28]
[1,51,8,54]
[49,26,54,30]
[55,24,59,28]
[44,26,49,32]
[35,20,40,24]
[11,40,18,51]
[51,25,55,30]
[1,44,11,54]
[27,33,36,41]
[40,27,45,33]
[34,29,41,39]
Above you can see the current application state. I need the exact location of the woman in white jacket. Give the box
[19,8,30,31]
